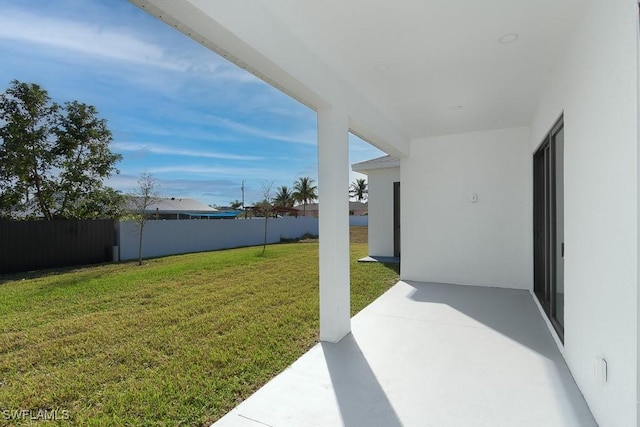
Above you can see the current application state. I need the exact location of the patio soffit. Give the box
[132,0,581,141]
[261,0,581,139]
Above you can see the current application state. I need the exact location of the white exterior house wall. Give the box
[367,167,400,257]
[401,126,533,290]
[530,1,639,426]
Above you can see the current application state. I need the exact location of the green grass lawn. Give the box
[0,240,398,426]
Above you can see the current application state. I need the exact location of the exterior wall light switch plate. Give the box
[594,358,608,383]
[471,193,478,203]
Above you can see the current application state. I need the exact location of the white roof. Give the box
[127,197,218,214]
[352,155,400,173]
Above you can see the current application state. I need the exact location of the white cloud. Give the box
[111,142,262,161]
[0,10,185,70]
[106,174,141,191]
[210,115,317,146]
[107,174,241,203]
[148,165,271,177]
[0,7,257,84]
[111,118,242,143]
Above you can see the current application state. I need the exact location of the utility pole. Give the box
[242,179,246,219]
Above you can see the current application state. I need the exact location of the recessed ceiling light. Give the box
[452,105,463,110]
[498,33,519,44]
[374,64,389,72]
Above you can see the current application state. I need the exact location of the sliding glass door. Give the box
[533,116,564,341]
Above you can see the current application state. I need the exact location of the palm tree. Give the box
[273,186,294,208]
[229,199,243,210]
[292,177,318,214]
[349,178,368,202]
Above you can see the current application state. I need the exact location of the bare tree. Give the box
[131,172,158,266]
[261,180,274,256]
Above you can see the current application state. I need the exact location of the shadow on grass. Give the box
[0,262,116,285]
[354,259,399,275]
[380,262,400,275]
[0,240,305,285]
[279,233,319,244]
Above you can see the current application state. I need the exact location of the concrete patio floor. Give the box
[213,281,596,427]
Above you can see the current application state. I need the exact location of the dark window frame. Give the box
[533,115,564,342]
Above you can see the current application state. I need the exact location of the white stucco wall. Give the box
[366,167,400,257]
[401,126,532,289]
[530,1,639,426]
[118,217,318,261]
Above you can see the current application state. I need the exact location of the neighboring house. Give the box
[294,202,367,217]
[132,1,639,425]
[125,197,219,220]
[352,155,400,257]
[208,206,244,219]
[293,203,318,217]
[348,201,367,216]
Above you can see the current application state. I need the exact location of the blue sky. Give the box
[0,0,385,206]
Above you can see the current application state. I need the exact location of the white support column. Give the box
[318,107,351,343]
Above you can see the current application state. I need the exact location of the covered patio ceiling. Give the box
[263,0,581,138]
[132,0,581,143]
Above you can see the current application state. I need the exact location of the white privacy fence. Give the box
[117,217,319,261]
[349,216,368,226]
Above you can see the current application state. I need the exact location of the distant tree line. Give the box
[244,175,367,216]
[246,176,318,216]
